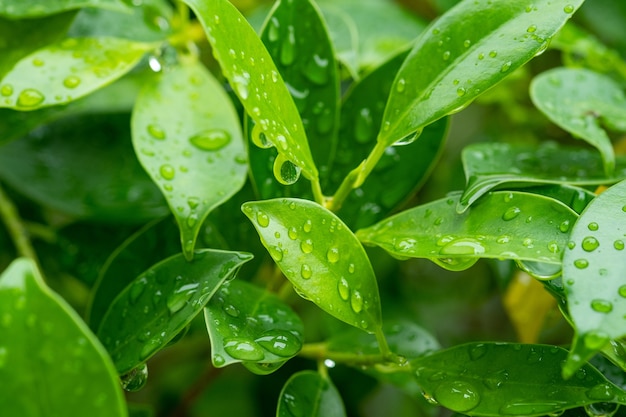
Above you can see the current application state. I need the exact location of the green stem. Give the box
[299,342,386,366]
[310,178,325,207]
[0,183,39,264]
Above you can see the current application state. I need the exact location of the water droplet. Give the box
[223,304,240,318]
[159,164,175,180]
[280,25,296,65]
[502,207,521,221]
[224,338,264,361]
[0,84,13,96]
[256,212,270,228]
[303,220,312,233]
[563,4,574,13]
[287,227,298,240]
[489,50,498,58]
[582,236,599,252]
[232,73,249,99]
[586,384,615,402]
[120,363,148,392]
[456,87,466,97]
[303,53,329,85]
[32,58,44,66]
[256,330,302,357]
[350,290,363,313]
[187,197,200,210]
[574,259,588,269]
[189,129,231,151]
[300,264,312,279]
[273,154,301,185]
[591,299,613,313]
[588,222,599,231]
[396,78,406,93]
[559,220,571,233]
[464,39,471,48]
[268,16,280,42]
[355,108,374,143]
[469,343,488,360]
[618,285,626,298]
[496,235,510,244]
[442,50,451,61]
[268,245,283,261]
[139,336,162,361]
[166,283,198,314]
[213,354,225,366]
[584,331,610,350]
[522,238,534,248]
[63,76,81,89]
[440,238,485,256]
[434,381,480,412]
[16,88,45,108]
[348,263,355,274]
[527,25,537,33]
[326,247,340,263]
[129,277,148,304]
[478,52,485,60]
[500,61,512,72]
[338,277,350,301]
[147,124,166,140]
[300,239,313,254]
[584,401,619,417]
[547,241,560,253]
[615,240,625,250]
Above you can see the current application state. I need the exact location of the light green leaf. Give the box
[458,142,626,212]
[242,198,383,333]
[183,0,319,182]
[0,258,127,417]
[356,192,577,271]
[412,342,626,416]
[204,280,303,374]
[132,60,247,260]
[0,0,128,18]
[378,0,583,146]
[531,67,626,175]
[562,180,626,377]
[97,249,252,374]
[0,37,153,111]
[277,371,346,417]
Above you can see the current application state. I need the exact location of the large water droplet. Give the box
[189,129,231,151]
[63,76,81,89]
[500,61,512,72]
[338,277,350,301]
[574,259,589,269]
[120,363,148,392]
[502,207,521,221]
[268,245,283,261]
[591,299,613,313]
[350,290,363,313]
[434,381,480,412]
[16,88,45,108]
[584,402,619,417]
[147,124,166,140]
[582,236,599,252]
[280,25,296,65]
[396,78,406,93]
[559,220,571,233]
[129,277,148,304]
[224,338,265,361]
[256,212,270,228]
[300,239,313,254]
[469,343,488,360]
[588,222,599,231]
[439,238,485,256]
[159,164,175,180]
[303,220,312,233]
[0,84,13,96]
[166,283,198,314]
[213,354,226,366]
[614,240,624,250]
[527,25,537,33]
[251,123,272,149]
[586,384,616,402]
[223,304,240,318]
[563,4,575,13]
[255,330,302,357]
[326,247,339,263]
[300,264,312,279]
[232,73,250,100]
[302,53,329,85]
[273,154,301,185]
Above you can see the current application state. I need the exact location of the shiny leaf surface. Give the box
[277,371,346,417]
[97,249,252,373]
[242,198,382,333]
[0,0,127,18]
[0,258,127,417]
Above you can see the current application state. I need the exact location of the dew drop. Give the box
[129,277,148,304]
[442,50,451,61]
[63,76,81,89]
[159,164,175,180]
[469,343,488,360]
[456,87,466,97]
[16,88,45,108]
[189,129,231,151]
[478,53,485,60]
[439,238,485,256]
[502,206,521,221]
[500,61,512,72]
[464,39,471,48]
[527,25,537,33]
[563,4,574,13]
[256,330,301,357]
[586,384,615,402]
[120,363,148,392]
[223,304,240,318]
[213,354,225,366]
[326,247,340,263]
[147,124,166,140]
[489,50,498,58]
[0,84,13,96]
[574,258,589,269]
[300,264,312,279]
[280,25,296,65]
[547,241,560,253]
[268,245,283,261]
[166,283,198,314]
[338,277,350,301]
[559,220,571,233]
[288,227,298,240]
[396,78,406,93]
[348,263,355,274]
[619,285,626,298]
[434,381,480,413]
[588,222,599,231]
[300,239,313,254]
[224,338,264,361]
[273,154,301,185]
[302,53,329,85]
[256,212,270,228]
[591,299,613,313]
[268,16,280,42]
[581,236,599,252]
[350,290,363,313]
[614,240,624,250]
[303,220,312,233]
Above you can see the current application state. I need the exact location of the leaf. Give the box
[0,112,168,221]
[183,0,319,182]
[242,198,383,333]
[0,0,128,18]
[531,67,626,175]
[0,37,153,111]
[458,142,626,212]
[277,371,346,417]
[0,258,127,417]
[521,185,595,215]
[132,60,247,260]
[96,249,252,374]
[412,342,626,416]
[562,180,626,377]
[204,280,304,374]
[247,0,339,195]
[378,0,583,146]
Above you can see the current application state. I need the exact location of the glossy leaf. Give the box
[521,185,595,215]
[0,37,153,111]
[531,67,626,175]
[0,112,168,222]
[132,60,247,260]
[378,0,583,146]
[183,0,319,182]
[459,142,626,212]
[97,249,252,374]
[562,180,626,377]
[412,342,626,416]
[357,191,577,271]
[242,198,383,333]
[248,0,339,196]
[204,280,304,373]
[0,258,127,417]
[0,0,127,18]
[277,371,346,417]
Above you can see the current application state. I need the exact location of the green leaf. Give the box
[378,0,583,146]
[521,185,595,214]
[562,180,626,377]
[277,371,346,417]
[204,280,303,374]
[412,342,626,416]
[0,258,127,417]
[0,112,168,221]
[183,0,319,182]
[247,0,339,195]
[458,142,626,212]
[0,37,153,111]
[96,249,252,374]
[132,60,247,260]
[0,0,128,18]
[356,191,577,271]
[242,198,383,333]
[531,67,626,175]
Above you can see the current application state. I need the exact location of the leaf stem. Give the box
[299,342,387,366]
[0,183,40,266]
[310,178,325,207]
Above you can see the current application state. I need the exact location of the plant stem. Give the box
[299,342,386,366]
[310,178,325,207]
[0,183,39,264]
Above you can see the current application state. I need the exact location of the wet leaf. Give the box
[96,249,252,374]
[132,60,247,260]
[277,370,346,417]
[0,258,127,417]
[204,280,303,374]
[378,0,583,146]
[248,0,339,196]
[521,185,595,215]
[412,342,626,416]
[531,67,626,175]
[562,180,626,377]
[0,112,168,222]
[0,0,128,18]
[0,37,154,111]
[242,198,383,333]
[459,142,626,212]
[184,0,319,182]
[356,191,577,271]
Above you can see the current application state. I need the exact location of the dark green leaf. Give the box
[356,192,577,271]
[0,0,127,18]
[183,0,319,182]
[242,198,383,333]
[97,249,252,373]
[412,342,626,416]
[0,37,153,111]
[459,142,626,212]
[132,60,247,260]
[277,370,346,417]
[0,258,127,417]
[562,180,626,377]
[204,280,303,374]
[531,67,626,175]
[521,185,595,214]
[378,0,583,146]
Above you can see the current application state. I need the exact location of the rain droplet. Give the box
[588,222,599,231]
[527,25,537,33]
[396,78,406,93]
[614,240,624,250]
[582,236,599,252]
[591,299,613,313]
[502,207,521,221]
[159,164,175,180]
[434,381,480,413]
[300,239,313,254]
[0,84,13,96]
[63,76,81,89]
[147,124,166,140]
[288,227,298,240]
[139,336,162,361]
[268,245,283,261]
[338,277,350,301]
[559,220,571,233]
[619,285,626,298]
[268,16,280,42]
[478,53,485,60]
[586,384,615,402]
[303,53,329,85]
[189,129,231,151]
[326,247,339,263]
[464,39,471,48]
[166,283,198,314]
[187,197,200,209]
[442,50,451,61]
[300,264,312,279]
[350,290,363,313]
[440,238,485,256]
[489,50,498,58]
[456,87,466,97]
[574,259,588,269]
[256,330,302,357]
[120,363,148,392]
[223,338,264,361]
[273,154,301,185]
[16,88,45,108]
[280,25,296,65]
[563,4,574,13]
[223,304,240,318]
[547,241,559,253]
[500,61,512,72]
[32,58,44,66]
[256,212,270,228]
[303,220,312,233]
[129,277,148,304]
[348,263,355,274]
[213,354,225,366]
[469,343,488,360]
